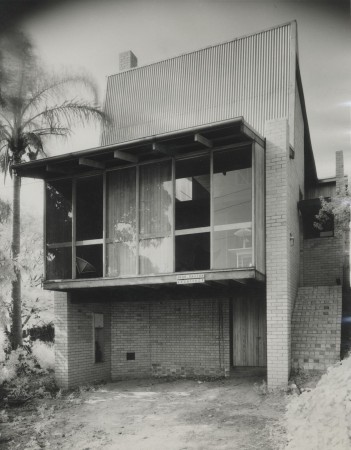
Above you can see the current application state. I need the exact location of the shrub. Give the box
[32,341,54,371]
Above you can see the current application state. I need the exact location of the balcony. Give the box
[14,118,266,291]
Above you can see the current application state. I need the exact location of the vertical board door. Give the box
[232,294,267,366]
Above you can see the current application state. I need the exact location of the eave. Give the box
[43,268,265,292]
[12,117,264,179]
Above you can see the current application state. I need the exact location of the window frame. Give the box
[44,142,264,281]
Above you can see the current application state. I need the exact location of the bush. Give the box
[32,341,54,371]
[0,347,36,385]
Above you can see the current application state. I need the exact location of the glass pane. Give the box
[46,247,72,280]
[46,179,72,244]
[213,147,252,269]
[175,155,210,230]
[106,168,136,276]
[139,237,172,274]
[76,245,103,279]
[176,233,210,272]
[76,175,103,241]
[139,161,172,237]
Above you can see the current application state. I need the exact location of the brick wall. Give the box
[54,292,111,389]
[111,297,230,380]
[265,118,291,388]
[291,286,342,370]
[301,237,344,286]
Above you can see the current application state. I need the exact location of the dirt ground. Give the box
[1,374,287,450]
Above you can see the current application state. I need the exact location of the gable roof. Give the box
[102,22,292,146]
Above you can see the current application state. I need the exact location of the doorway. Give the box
[231,292,267,367]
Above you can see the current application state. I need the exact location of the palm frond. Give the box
[22,72,100,119]
[23,100,107,131]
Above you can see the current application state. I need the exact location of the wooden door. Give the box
[232,294,266,367]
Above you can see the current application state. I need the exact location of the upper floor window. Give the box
[45,143,264,281]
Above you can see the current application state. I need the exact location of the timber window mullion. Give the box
[136,165,140,275]
[72,178,77,279]
[102,172,106,278]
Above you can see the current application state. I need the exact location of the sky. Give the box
[0,0,350,213]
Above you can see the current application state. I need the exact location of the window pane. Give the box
[175,155,210,230]
[106,168,136,276]
[176,233,210,272]
[139,161,172,237]
[139,237,172,274]
[76,245,103,279]
[46,179,72,244]
[213,148,252,269]
[76,175,103,241]
[46,247,72,280]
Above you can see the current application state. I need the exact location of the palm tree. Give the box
[0,31,107,349]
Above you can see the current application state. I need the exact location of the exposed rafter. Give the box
[194,133,212,148]
[152,142,173,156]
[78,158,105,169]
[114,150,138,163]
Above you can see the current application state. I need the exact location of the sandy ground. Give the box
[2,375,287,450]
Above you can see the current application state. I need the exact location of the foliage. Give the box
[0,202,53,335]
[0,29,107,348]
[0,30,106,171]
[31,341,54,371]
[314,184,351,237]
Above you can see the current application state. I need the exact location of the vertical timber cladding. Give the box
[102,23,291,145]
[232,288,267,367]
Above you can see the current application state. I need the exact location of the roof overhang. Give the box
[12,117,265,180]
[44,268,265,292]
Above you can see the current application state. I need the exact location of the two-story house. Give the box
[15,21,348,389]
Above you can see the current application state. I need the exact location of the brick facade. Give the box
[111,297,230,380]
[54,292,111,389]
[55,291,230,388]
[265,118,292,388]
[292,286,342,370]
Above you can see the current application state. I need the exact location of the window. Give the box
[139,161,173,274]
[93,313,104,363]
[45,142,264,280]
[46,179,72,280]
[106,168,137,276]
[213,148,252,269]
[76,175,103,278]
[175,155,210,271]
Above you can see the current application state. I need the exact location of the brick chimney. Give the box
[119,51,138,71]
[336,150,345,194]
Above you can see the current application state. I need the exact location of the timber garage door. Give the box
[232,295,267,367]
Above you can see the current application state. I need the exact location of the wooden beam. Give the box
[194,133,212,148]
[114,150,138,163]
[46,165,72,175]
[79,158,105,169]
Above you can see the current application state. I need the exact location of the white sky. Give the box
[1,0,351,214]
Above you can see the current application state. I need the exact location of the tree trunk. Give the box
[11,172,22,349]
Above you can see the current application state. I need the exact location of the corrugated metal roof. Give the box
[101,22,292,146]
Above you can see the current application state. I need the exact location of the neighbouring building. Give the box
[14,21,349,389]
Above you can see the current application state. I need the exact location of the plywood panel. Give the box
[232,292,266,367]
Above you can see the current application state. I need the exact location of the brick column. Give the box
[54,291,70,389]
[336,150,345,194]
[265,119,291,388]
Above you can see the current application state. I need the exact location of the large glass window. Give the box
[213,148,252,269]
[45,144,263,281]
[46,179,72,279]
[139,161,172,274]
[76,175,103,279]
[106,168,137,277]
[175,155,210,272]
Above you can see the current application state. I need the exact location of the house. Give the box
[14,21,349,389]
